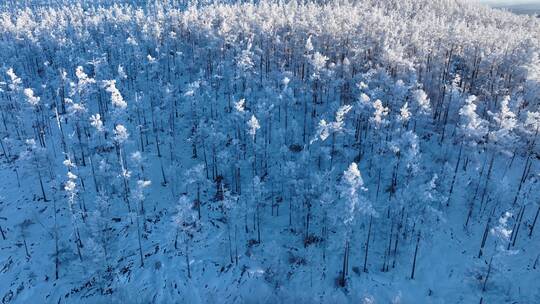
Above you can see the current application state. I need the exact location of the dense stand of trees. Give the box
[0,0,539,302]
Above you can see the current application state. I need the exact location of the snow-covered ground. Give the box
[0,0,539,303]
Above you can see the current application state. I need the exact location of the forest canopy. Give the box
[0,0,539,303]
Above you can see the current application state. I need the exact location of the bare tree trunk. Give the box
[410,232,420,280]
[38,170,48,202]
[53,198,60,279]
[235,224,239,265]
[529,204,540,238]
[227,223,233,263]
[186,238,191,279]
[482,256,493,292]
[135,214,144,267]
[0,224,5,240]
[478,217,491,258]
[339,240,349,287]
[363,216,373,273]
[512,156,531,206]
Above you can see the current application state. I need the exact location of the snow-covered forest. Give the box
[0,0,539,303]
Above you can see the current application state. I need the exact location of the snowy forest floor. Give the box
[0,102,539,304]
[0,1,539,303]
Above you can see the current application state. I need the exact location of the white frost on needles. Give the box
[399,102,411,122]
[247,115,260,140]
[524,111,540,134]
[64,179,76,193]
[90,114,104,132]
[23,88,40,107]
[305,35,314,53]
[459,95,488,144]
[371,99,389,127]
[134,180,152,201]
[63,158,75,168]
[114,124,129,143]
[413,89,431,114]
[335,105,353,129]
[310,52,328,80]
[67,171,78,180]
[173,195,197,229]
[6,68,22,91]
[103,80,127,109]
[489,96,517,147]
[63,158,78,205]
[491,96,516,131]
[234,98,245,113]
[137,180,152,188]
[75,66,96,86]
[315,120,330,142]
[313,105,353,143]
[341,162,372,225]
[491,211,513,243]
[343,162,364,190]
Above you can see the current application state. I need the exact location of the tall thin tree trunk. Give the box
[364,216,373,273]
[410,232,420,280]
